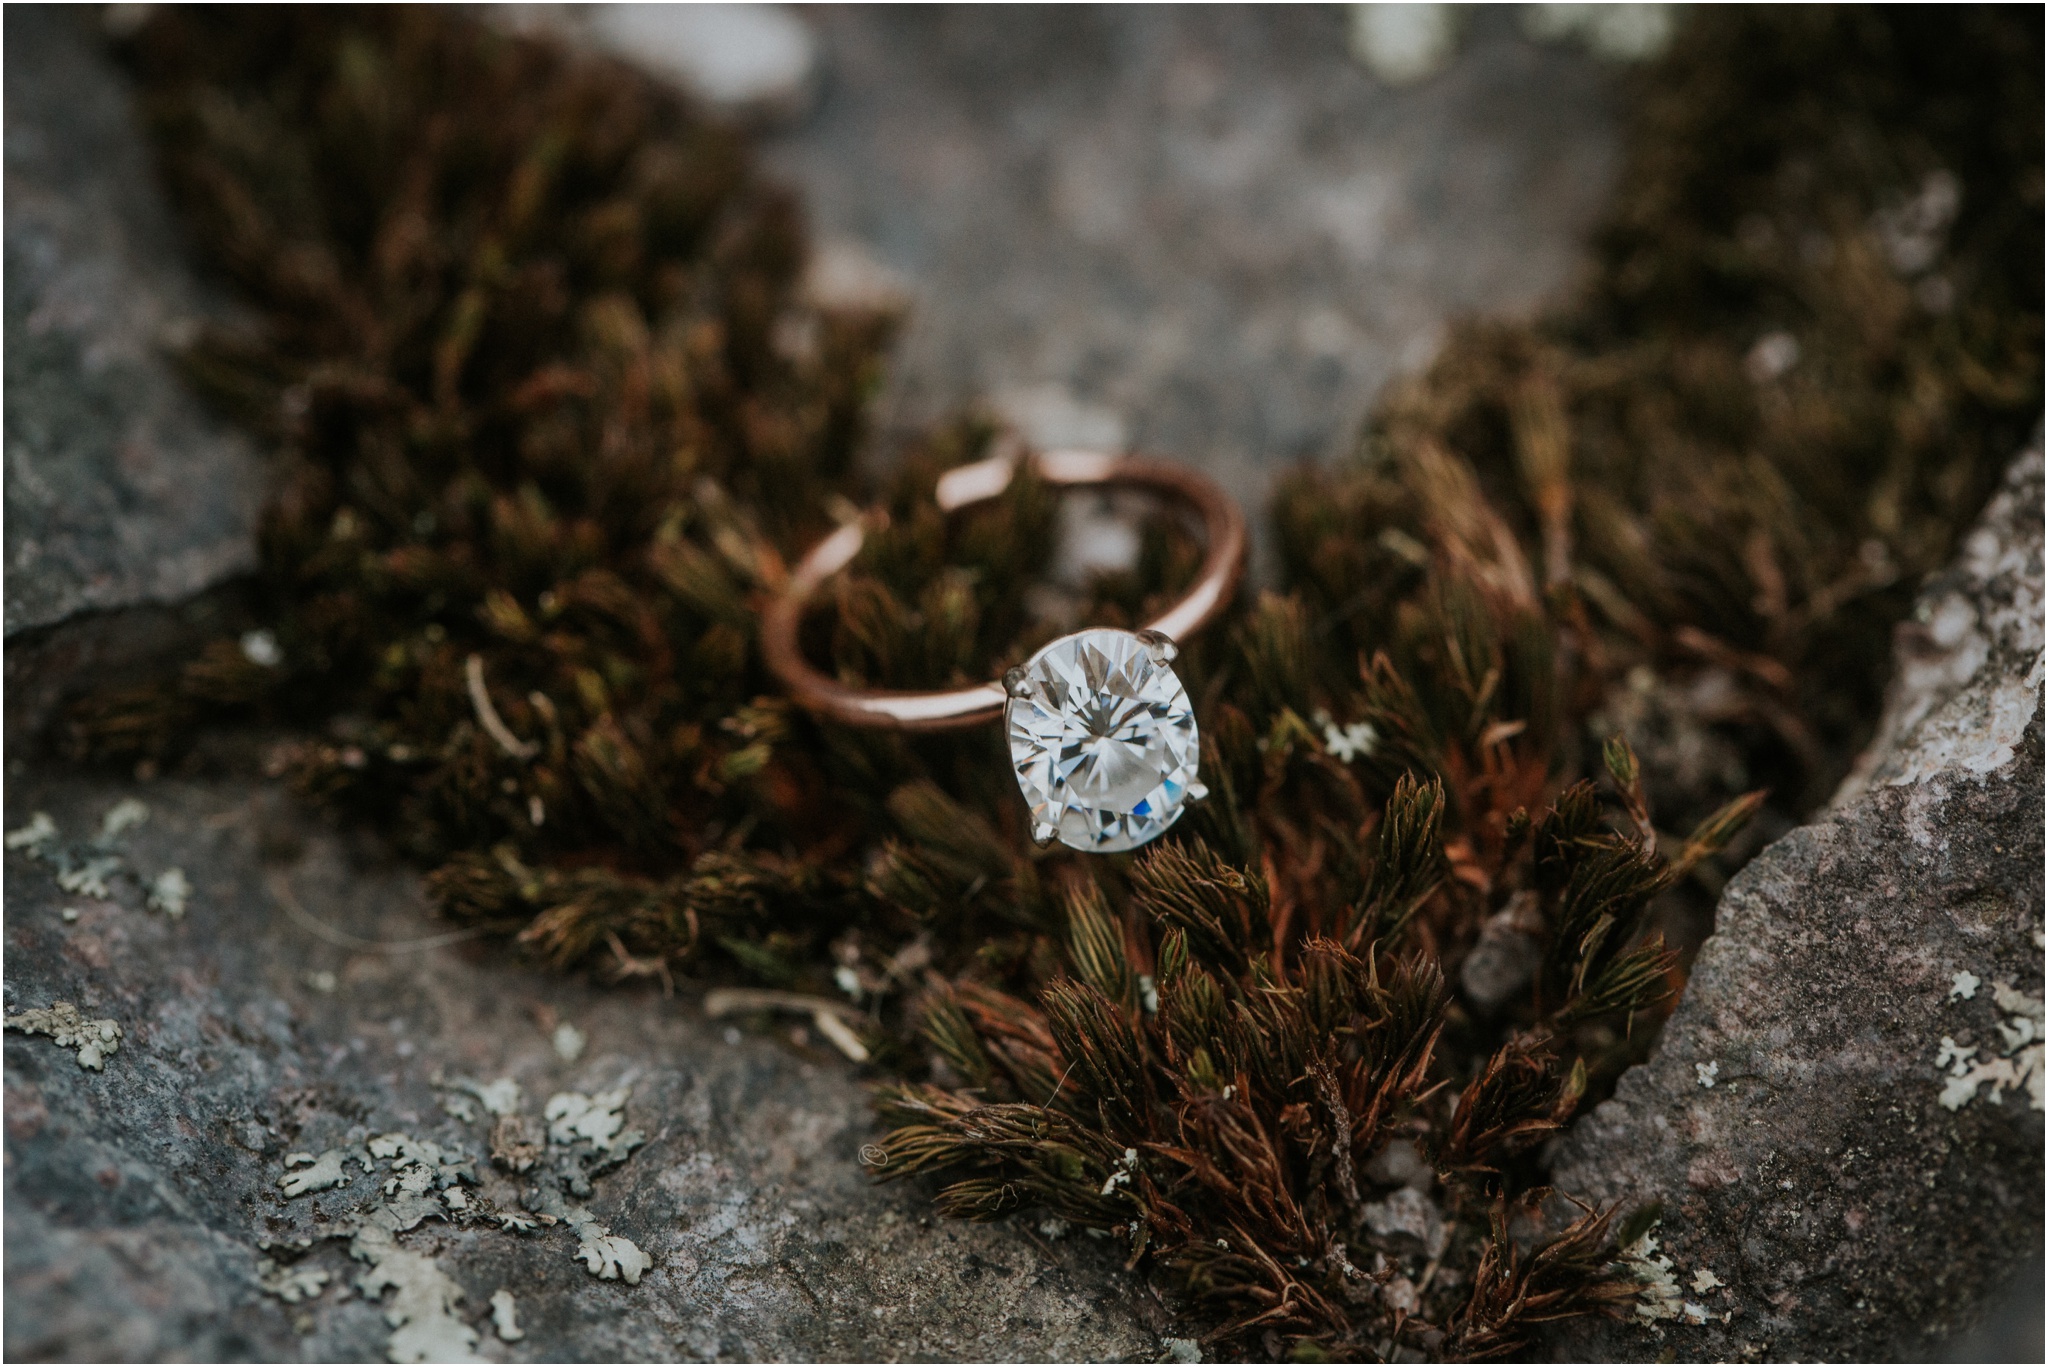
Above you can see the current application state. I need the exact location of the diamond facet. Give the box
[1005,627,1201,853]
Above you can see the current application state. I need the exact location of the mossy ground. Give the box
[67,7,2042,1359]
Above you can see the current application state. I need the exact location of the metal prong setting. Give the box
[1003,665,1031,699]
[1186,781,1209,803]
[1133,628,1179,664]
[1031,819,1059,847]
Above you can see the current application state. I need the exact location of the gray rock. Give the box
[760,6,1622,536]
[4,6,262,638]
[1549,446,2046,1361]
[2,773,1165,1361]
[497,4,820,122]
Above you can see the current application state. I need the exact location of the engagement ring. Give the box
[762,449,1246,852]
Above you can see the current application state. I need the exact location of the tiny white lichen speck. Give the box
[56,855,122,900]
[1949,969,1981,1000]
[5,1002,123,1070]
[461,1076,524,1117]
[148,867,192,919]
[1321,716,1379,763]
[489,1288,525,1342]
[6,811,58,854]
[98,798,150,843]
[1692,1268,1724,1293]
[552,1021,587,1062]
[1696,1061,1720,1088]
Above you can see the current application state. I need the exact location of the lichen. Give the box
[1621,1231,1684,1323]
[256,1257,330,1304]
[570,1216,655,1285]
[350,1224,480,1364]
[1936,975,2045,1112]
[96,798,149,843]
[544,1088,643,1162]
[263,1077,658,1357]
[551,1023,587,1063]
[488,1288,525,1342]
[4,1002,123,1070]
[147,866,191,919]
[5,811,58,855]
[279,1149,354,1197]
[54,856,121,901]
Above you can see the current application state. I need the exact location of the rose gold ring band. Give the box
[761,449,1248,732]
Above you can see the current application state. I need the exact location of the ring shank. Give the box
[760,449,1247,731]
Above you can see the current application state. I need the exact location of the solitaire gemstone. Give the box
[1005,628,1201,853]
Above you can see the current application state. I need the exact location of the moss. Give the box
[63,5,2043,1359]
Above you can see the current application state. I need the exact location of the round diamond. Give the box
[1005,628,1201,853]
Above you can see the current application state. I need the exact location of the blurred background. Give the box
[498,3,1641,533]
[5,5,2039,1362]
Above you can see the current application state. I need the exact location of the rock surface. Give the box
[3,769,1165,1361]
[761,6,1621,528]
[3,6,262,637]
[1549,446,2046,1362]
[3,7,265,745]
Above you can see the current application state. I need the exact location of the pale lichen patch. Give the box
[551,1022,587,1062]
[1691,1267,1724,1292]
[350,1223,481,1364]
[274,1133,488,1361]
[573,1220,655,1283]
[1936,974,2045,1111]
[5,1002,123,1069]
[544,1087,644,1164]
[55,855,122,900]
[489,1288,524,1341]
[147,867,192,919]
[280,1149,354,1197]
[96,798,150,843]
[1695,1061,1719,1088]
[1623,1231,1684,1322]
[469,1077,523,1116]
[6,811,58,854]
[1948,969,1981,1000]
[256,1257,331,1304]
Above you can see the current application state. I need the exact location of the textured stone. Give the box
[760,6,1622,533]
[1,771,1166,1361]
[1548,446,2046,1362]
[3,6,262,637]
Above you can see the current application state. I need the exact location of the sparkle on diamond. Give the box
[1006,628,1200,853]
